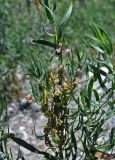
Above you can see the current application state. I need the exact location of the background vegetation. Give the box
[0,0,115,100]
[0,0,115,160]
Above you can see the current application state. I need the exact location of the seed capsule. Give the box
[26,93,33,104]
[63,81,68,91]
[41,88,47,106]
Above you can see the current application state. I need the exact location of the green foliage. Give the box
[0,0,44,99]
[0,0,115,160]
[0,0,115,99]
[57,0,115,46]
[20,1,115,159]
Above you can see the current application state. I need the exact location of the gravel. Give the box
[7,101,47,160]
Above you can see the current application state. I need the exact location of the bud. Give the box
[56,42,63,55]
[63,81,68,91]
[49,71,56,83]
[76,65,84,76]
[54,89,61,96]
[51,128,57,136]
[41,88,47,106]
[26,93,33,104]
[56,119,63,126]
[54,85,62,96]
[73,78,80,85]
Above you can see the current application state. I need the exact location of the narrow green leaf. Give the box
[41,1,62,42]
[32,40,56,48]
[52,135,60,144]
[93,57,111,66]
[11,136,41,154]
[0,133,15,141]
[86,34,102,44]
[97,24,113,55]
[80,91,85,105]
[107,73,114,80]
[43,0,54,23]
[75,48,80,61]
[43,26,55,37]
[88,78,93,98]
[96,136,115,152]
[91,23,113,55]
[103,30,113,55]
[71,127,77,155]
[60,2,73,27]
[11,136,56,159]
[88,42,104,53]
[52,0,56,11]
[84,96,90,109]
[92,23,105,44]
[30,81,39,102]
[104,108,115,121]
[93,89,99,101]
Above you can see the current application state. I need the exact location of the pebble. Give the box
[6,101,46,160]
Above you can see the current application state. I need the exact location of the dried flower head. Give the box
[26,93,33,104]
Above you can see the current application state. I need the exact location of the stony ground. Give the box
[7,101,47,160]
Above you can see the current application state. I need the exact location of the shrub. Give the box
[0,1,114,160]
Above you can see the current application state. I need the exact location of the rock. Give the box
[20,146,31,155]
[0,152,5,160]
[18,98,31,110]
[35,128,44,140]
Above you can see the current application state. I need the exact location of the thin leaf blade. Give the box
[61,2,73,27]
[32,40,56,48]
